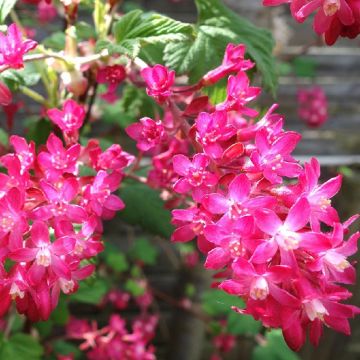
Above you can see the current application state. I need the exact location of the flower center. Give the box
[304,299,329,321]
[36,247,51,266]
[323,0,340,16]
[250,277,269,300]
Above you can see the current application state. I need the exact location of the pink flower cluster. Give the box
[0,100,134,321]
[66,314,158,360]
[264,0,360,45]
[0,24,37,70]
[134,44,360,350]
[297,86,329,127]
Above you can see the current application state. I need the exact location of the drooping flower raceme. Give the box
[0,122,133,321]
[134,43,360,351]
[297,86,329,127]
[263,0,360,44]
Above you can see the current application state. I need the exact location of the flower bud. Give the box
[0,81,12,106]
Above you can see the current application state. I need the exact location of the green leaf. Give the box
[76,21,97,40]
[71,278,109,305]
[119,180,173,238]
[252,330,300,360]
[0,334,44,360]
[113,10,192,56]
[105,250,129,273]
[0,0,17,23]
[0,128,8,146]
[227,311,262,336]
[25,118,52,145]
[51,296,70,325]
[43,32,66,51]
[129,237,158,265]
[202,289,245,316]
[52,340,81,359]
[124,279,145,297]
[293,57,317,78]
[164,0,277,94]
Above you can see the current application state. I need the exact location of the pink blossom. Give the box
[141,64,175,103]
[173,153,218,201]
[0,24,37,69]
[202,43,254,85]
[216,72,261,116]
[97,65,126,102]
[126,117,166,151]
[47,99,85,142]
[0,81,12,106]
[298,86,328,127]
[195,111,236,159]
[38,133,80,180]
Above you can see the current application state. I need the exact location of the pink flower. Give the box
[252,197,311,264]
[141,65,175,103]
[126,117,166,151]
[37,133,80,180]
[216,72,261,116]
[263,0,358,44]
[0,81,12,106]
[32,178,88,223]
[248,128,302,184]
[0,24,37,69]
[202,43,254,85]
[220,257,293,300]
[97,65,126,102]
[195,111,236,159]
[172,153,218,201]
[298,86,328,127]
[37,0,57,23]
[47,99,85,142]
[10,221,75,287]
[83,171,124,219]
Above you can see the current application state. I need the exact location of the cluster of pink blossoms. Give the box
[297,86,329,127]
[0,99,134,321]
[65,313,158,360]
[264,0,360,45]
[127,43,360,351]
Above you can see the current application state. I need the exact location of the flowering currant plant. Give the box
[0,0,359,359]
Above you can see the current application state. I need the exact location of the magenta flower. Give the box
[47,99,85,140]
[7,135,36,174]
[141,65,175,103]
[126,117,166,152]
[10,221,75,285]
[32,178,87,223]
[195,111,236,159]
[298,87,328,127]
[0,81,12,106]
[263,0,357,44]
[216,72,261,116]
[249,128,302,184]
[172,153,218,201]
[203,215,255,269]
[38,133,80,180]
[83,170,124,219]
[297,158,341,230]
[0,187,28,249]
[90,143,135,172]
[252,197,311,263]
[220,257,292,300]
[202,43,254,85]
[202,174,276,226]
[97,65,126,102]
[0,24,37,69]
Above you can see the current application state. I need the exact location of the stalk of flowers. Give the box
[297,86,329,127]
[0,99,134,321]
[65,313,158,360]
[263,0,360,45]
[126,44,360,351]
